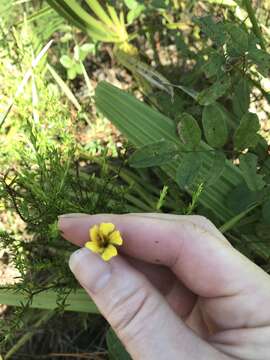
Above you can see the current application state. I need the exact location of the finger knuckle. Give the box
[108,284,157,342]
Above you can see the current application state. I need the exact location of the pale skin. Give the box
[58,213,270,360]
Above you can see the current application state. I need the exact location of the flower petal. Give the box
[101,244,117,261]
[109,230,123,246]
[99,223,115,236]
[89,225,99,244]
[85,241,103,254]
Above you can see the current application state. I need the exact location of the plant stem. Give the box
[243,0,266,51]
[4,311,53,360]
[219,203,259,233]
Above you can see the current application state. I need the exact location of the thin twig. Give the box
[242,0,266,51]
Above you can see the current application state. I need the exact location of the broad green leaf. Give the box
[203,51,225,78]
[195,16,226,46]
[262,199,270,225]
[79,43,95,60]
[256,223,270,240]
[202,104,228,148]
[0,288,98,313]
[225,24,249,56]
[205,151,226,185]
[60,55,73,69]
[176,152,203,189]
[124,0,139,9]
[232,78,250,118]
[234,112,260,151]
[239,153,265,192]
[227,182,258,213]
[198,76,231,105]
[75,63,83,74]
[149,0,168,9]
[106,328,131,360]
[67,67,77,80]
[154,92,184,119]
[127,4,145,24]
[261,158,270,184]
[220,202,259,233]
[129,140,178,168]
[177,113,201,149]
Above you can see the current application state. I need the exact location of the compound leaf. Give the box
[177,113,201,149]
[176,152,203,189]
[129,140,178,168]
[234,112,260,151]
[202,103,228,148]
[205,151,226,185]
[239,153,265,192]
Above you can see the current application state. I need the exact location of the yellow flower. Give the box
[84,223,123,261]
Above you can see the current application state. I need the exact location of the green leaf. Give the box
[262,199,270,225]
[75,63,83,74]
[106,328,131,360]
[60,55,73,69]
[227,182,258,213]
[202,103,228,148]
[127,4,145,24]
[176,152,203,189]
[129,140,179,168]
[154,92,184,119]
[79,43,95,60]
[225,24,249,56]
[124,0,139,10]
[67,67,77,79]
[261,158,270,184]
[256,223,270,240]
[248,48,270,77]
[232,78,250,118]
[203,51,225,78]
[234,112,260,151]
[198,76,231,105]
[239,153,265,192]
[196,16,226,46]
[177,113,201,149]
[205,151,226,185]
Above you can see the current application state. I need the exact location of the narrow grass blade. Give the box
[0,40,53,128]
[47,63,82,111]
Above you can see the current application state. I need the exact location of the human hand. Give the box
[58,213,270,360]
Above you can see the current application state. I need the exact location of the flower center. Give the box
[98,233,109,248]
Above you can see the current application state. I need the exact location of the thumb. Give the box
[68,248,224,360]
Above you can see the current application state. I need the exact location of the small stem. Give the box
[4,311,53,360]
[243,0,266,51]
[219,203,259,234]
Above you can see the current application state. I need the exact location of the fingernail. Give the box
[69,248,112,293]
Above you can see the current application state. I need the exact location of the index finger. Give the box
[58,213,268,298]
